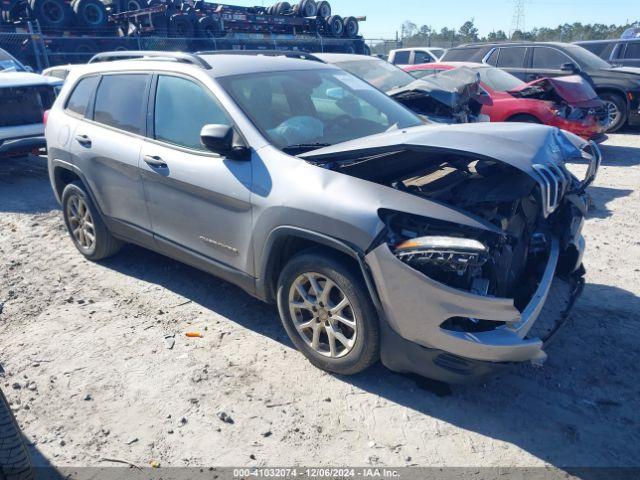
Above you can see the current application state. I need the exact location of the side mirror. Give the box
[561,62,579,73]
[200,124,249,159]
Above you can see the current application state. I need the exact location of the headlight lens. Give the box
[394,235,489,275]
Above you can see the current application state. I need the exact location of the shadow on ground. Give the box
[99,244,640,472]
[586,185,634,219]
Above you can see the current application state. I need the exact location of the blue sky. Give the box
[229,0,637,39]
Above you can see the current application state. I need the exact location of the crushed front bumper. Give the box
[366,236,585,383]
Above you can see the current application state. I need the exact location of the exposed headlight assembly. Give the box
[393,236,489,275]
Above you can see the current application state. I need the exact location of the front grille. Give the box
[0,85,56,128]
[532,163,571,218]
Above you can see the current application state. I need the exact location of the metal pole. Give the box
[26,21,43,72]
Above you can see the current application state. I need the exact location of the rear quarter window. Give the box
[93,74,150,135]
[65,75,99,117]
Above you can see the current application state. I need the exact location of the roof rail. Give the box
[195,50,323,62]
[88,51,211,69]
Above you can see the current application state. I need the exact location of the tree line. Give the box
[382,18,639,50]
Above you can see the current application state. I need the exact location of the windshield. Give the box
[218,69,423,151]
[333,58,416,92]
[565,45,612,70]
[476,67,524,91]
[0,50,25,72]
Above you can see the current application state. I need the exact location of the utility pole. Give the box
[510,0,526,38]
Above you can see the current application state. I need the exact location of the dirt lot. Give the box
[1,133,639,470]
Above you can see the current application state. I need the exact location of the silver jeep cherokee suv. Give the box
[45,51,599,383]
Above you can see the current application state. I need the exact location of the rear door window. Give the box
[531,47,572,69]
[623,42,640,59]
[496,47,528,68]
[93,74,150,135]
[65,75,99,117]
[413,51,432,64]
[392,51,410,64]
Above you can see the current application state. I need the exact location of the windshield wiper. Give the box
[282,143,332,154]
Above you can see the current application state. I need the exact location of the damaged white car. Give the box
[46,52,599,382]
[1,48,61,158]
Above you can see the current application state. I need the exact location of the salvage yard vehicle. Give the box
[388,47,446,66]
[208,50,486,124]
[0,48,61,159]
[575,37,640,69]
[45,51,599,383]
[442,41,640,132]
[405,61,609,140]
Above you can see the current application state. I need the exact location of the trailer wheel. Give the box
[315,0,330,18]
[343,16,358,37]
[326,14,343,37]
[124,0,143,11]
[296,0,316,17]
[196,15,221,37]
[168,13,194,37]
[274,1,290,15]
[28,0,69,29]
[72,0,107,27]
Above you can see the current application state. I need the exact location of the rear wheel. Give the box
[61,181,123,261]
[0,389,34,480]
[600,92,627,133]
[277,249,380,375]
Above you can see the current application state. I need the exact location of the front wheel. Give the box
[277,249,380,375]
[600,92,627,133]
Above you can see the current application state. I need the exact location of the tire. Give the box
[315,0,330,18]
[274,1,290,15]
[507,114,541,124]
[326,14,343,37]
[168,13,194,37]
[28,0,69,29]
[296,0,316,17]
[61,181,123,261]
[600,92,627,133]
[124,0,142,11]
[71,0,107,27]
[343,15,358,37]
[196,15,221,37]
[0,389,34,480]
[276,248,380,375]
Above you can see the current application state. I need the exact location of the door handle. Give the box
[75,134,91,147]
[143,155,167,168]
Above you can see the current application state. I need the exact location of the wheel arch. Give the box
[257,227,381,309]
[594,87,629,107]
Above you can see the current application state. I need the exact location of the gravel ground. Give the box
[0,133,639,470]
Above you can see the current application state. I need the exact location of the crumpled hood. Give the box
[388,67,481,109]
[0,72,62,88]
[300,122,586,178]
[509,74,599,104]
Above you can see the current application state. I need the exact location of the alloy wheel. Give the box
[288,272,358,358]
[604,100,621,127]
[66,194,95,251]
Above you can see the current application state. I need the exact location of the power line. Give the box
[511,0,526,35]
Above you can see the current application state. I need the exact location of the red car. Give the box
[404,61,609,140]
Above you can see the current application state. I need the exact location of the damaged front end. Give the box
[510,75,610,135]
[388,67,485,124]
[301,124,600,382]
